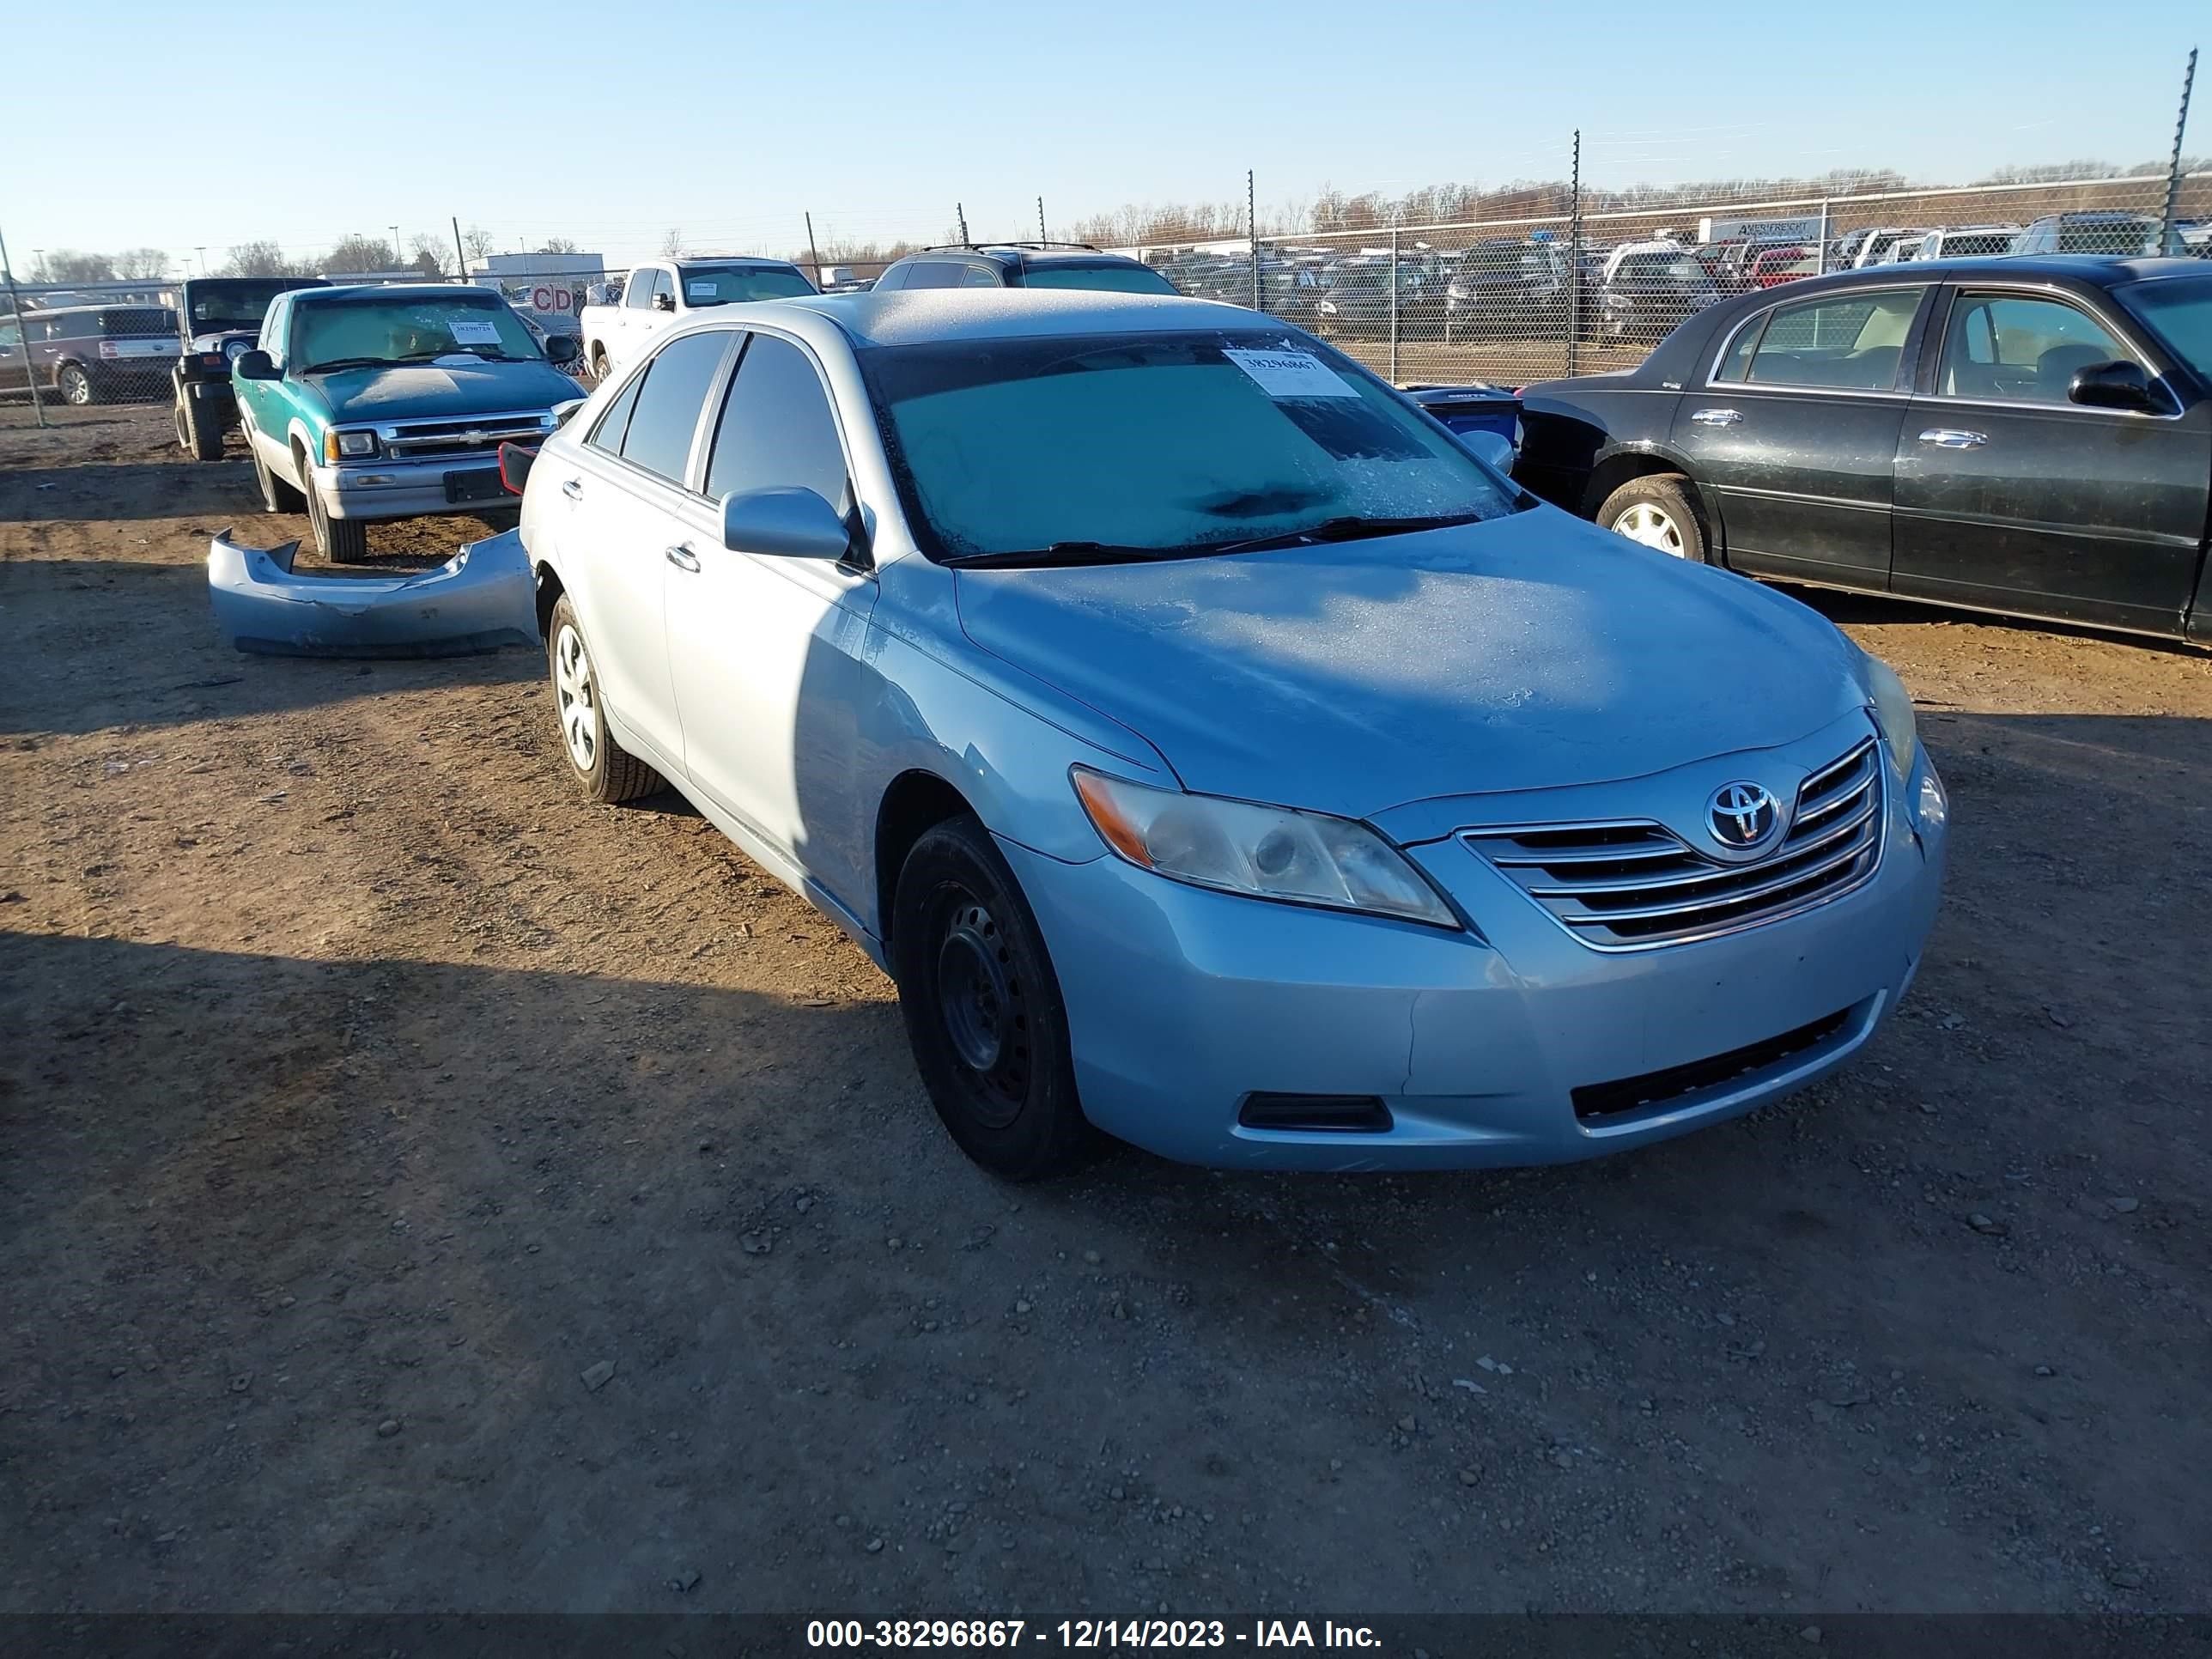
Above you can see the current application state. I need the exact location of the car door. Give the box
[611,267,659,368]
[1891,284,2210,633]
[0,318,24,393]
[233,294,290,471]
[662,329,879,905]
[554,327,737,775]
[1669,283,1934,586]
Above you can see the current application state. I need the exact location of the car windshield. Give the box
[188,281,301,332]
[2116,276,2212,382]
[1019,263,1179,295]
[292,295,542,371]
[859,329,1522,564]
[677,264,815,305]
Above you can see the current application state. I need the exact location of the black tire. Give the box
[57,364,95,406]
[247,427,305,513]
[1595,474,1711,564]
[545,594,665,804]
[180,396,224,462]
[300,447,369,562]
[892,815,1091,1181]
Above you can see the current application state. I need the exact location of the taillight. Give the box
[98,340,119,360]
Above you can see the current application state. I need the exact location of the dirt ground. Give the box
[3,404,2209,1619]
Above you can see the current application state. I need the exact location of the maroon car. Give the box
[0,304,181,405]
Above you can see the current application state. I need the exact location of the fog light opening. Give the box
[1237,1093,1394,1133]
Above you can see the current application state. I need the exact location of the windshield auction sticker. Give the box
[447,316,503,346]
[1222,347,1360,399]
[687,280,718,299]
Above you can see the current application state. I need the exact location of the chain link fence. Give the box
[5,162,2210,428]
[1115,169,2212,391]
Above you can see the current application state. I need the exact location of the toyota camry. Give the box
[517,289,1948,1178]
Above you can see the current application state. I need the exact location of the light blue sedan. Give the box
[518,291,1948,1179]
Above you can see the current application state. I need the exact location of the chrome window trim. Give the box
[1704,283,1931,394]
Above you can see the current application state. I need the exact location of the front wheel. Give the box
[892,816,1091,1181]
[300,452,369,562]
[546,594,665,804]
[1596,474,1711,563]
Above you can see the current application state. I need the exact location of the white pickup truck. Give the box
[577,258,817,380]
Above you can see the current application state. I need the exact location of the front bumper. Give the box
[1006,746,1947,1172]
[311,455,507,523]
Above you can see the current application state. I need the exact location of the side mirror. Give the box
[1462,429,1516,473]
[2069,359,2160,412]
[653,293,676,313]
[720,487,851,560]
[234,349,277,380]
[544,333,581,366]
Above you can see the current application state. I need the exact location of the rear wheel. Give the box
[1596,474,1711,564]
[299,446,368,562]
[892,816,1091,1181]
[547,595,665,804]
[591,345,612,381]
[179,395,224,462]
[57,364,94,406]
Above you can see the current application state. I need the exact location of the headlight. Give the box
[1860,652,1918,777]
[326,429,378,461]
[1071,768,1459,929]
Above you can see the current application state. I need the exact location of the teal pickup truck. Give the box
[231,284,584,561]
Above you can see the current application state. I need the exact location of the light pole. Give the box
[194,246,207,276]
[390,224,401,270]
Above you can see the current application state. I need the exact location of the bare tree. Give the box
[537,236,580,255]
[324,234,398,274]
[408,234,452,278]
[461,225,499,268]
[43,249,116,283]
[222,240,309,277]
[114,247,170,280]
[659,228,686,259]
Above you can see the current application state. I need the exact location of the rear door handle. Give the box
[665,544,701,573]
[1918,428,1988,448]
[561,478,584,500]
[1689,407,1742,426]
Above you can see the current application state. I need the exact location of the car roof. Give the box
[1731,254,2204,295]
[673,255,805,269]
[716,289,1269,349]
[15,302,172,316]
[300,283,507,303]
[900,245,1144,267]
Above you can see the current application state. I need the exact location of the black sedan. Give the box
[1516,256,2212,644]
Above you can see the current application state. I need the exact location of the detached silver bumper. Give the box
[206,527,538,658]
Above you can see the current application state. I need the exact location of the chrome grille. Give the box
[375,410,552,461]
[1462,739,1884,951]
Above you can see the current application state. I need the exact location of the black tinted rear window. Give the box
[100,308,178,337]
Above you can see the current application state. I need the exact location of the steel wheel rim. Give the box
[933,892,1028,1127]
[1613,501,1686,556]
[554,623,597,771]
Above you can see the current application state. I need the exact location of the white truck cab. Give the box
[577,258,816,380]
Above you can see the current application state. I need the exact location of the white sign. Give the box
[686,279,716,300]
[1223,347,1359,399]
[447,316,503,346]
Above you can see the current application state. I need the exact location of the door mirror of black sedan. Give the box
[2069,359,2159,412]
[233,349,277,380]
[720,487,851,560]
[544,333,581,366]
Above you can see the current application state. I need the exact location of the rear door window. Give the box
[617,330,732,483]
[1720,289,1923,390]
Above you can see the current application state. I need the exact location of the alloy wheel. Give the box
[553,623,598,771]
[1612,502,1686,556]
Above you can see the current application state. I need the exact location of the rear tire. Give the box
[892,816,1091,1181]
[179,396,224,462]
[300,446,368,562]
[1596,474,1711,564]
[591,345,611,381]
[546,595,665,804]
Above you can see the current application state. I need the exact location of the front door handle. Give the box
[665,544,701,573]
[561,477,584,500]
[1689,407,1742,426]
[1918,428,1988,448]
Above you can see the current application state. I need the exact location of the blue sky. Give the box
[3,0,2203,273]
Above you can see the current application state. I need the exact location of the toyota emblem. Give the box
[1708,781,1781,849]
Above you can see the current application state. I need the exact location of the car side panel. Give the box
[1515,386,1686,514]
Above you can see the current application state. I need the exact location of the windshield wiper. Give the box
[1200,513,1491,557]
[300,356,392,374]
[950,541,1172,569]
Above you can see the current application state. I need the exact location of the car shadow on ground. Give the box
[1783,583,2209,658]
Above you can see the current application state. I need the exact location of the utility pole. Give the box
[389,225,402,270]
[2162,47,2199,248]
[805,212,823,287]
[452,216,469,283]
[1566,129,1583,376]
[1,222,49,428]
[1249,169,1261,313]
[1037,197,1047,242]
[194,246,207,276]
[956,203,970,244]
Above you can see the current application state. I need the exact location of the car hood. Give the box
[953,509,1869,824]
[302,360,578,423]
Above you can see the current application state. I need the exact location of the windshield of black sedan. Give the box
[678,264,815,305]
[2117,276,2212,384]
[293,296,542,370]
[860,331,1519,562]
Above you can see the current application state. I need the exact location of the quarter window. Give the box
[961,264,1001,288]
[587,370,645,456]
[616,330,732,483]
[902,261,964,290]
[1936,293,2131,404]
[703,333,851,513]
[1720,289,1922,390]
